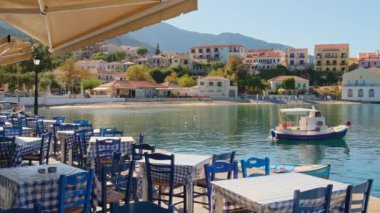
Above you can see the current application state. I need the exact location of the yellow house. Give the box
[314,44,349,72]
[342,67,380,101]
[268,75,309,92]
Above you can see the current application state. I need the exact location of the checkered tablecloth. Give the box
[211,173,349,213]
[137,153,212,213]
[0,163,99,212]
[0,137,42,167]
[0,127,33,137]
[87,136,135,164]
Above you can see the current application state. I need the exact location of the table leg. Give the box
[212,187,223,213]
[68,147,73,166]
[186,182,194,213]
[60,138,65,163]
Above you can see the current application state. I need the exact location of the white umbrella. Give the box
[0,0,197,56]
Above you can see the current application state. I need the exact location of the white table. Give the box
[211,173,349,213]
[138,153,212,213]
[88,136,135,164]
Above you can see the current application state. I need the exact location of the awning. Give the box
[0,0,197,56]
[0,35,33,65]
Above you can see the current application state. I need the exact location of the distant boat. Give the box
[0,101,25,115]
[271,106,350,140]
[271,163,331,179]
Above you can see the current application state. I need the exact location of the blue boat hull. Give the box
[271,128,348,140]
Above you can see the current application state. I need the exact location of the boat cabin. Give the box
[278,107,327,132]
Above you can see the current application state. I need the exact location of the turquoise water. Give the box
[41,104,380,196]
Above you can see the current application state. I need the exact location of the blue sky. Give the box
[166,0,380,56]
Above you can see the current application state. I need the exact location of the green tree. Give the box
[166,65,189,77]
[92,52,108,61]
[164,72,178,84]
[226,55,248,93]
[208,68,225,77]
[210,61,225,71]
[136,48,148,57]
[149,68,167,83]
[178,74,196,87]
[282,78,296,90]
[59,57,91,93]
[126,65,152,81]
[240,76,268,93]
[81,78,103,90]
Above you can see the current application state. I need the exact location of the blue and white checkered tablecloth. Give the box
[211,173,349,213]
[87,136,135,164]
[0,137,41,167]
[0,127,33,137]
[0,163,99,212]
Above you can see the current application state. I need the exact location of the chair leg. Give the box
[158,186,162,206]
[183,185,187,213]
[28,160,32,166]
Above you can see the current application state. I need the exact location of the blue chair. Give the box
[73,129,93,169]
[53,117,65,123]
[99,161,135,213]
[59,170,94,213]
[57,123,79,131]
[73,120,89,125]
[145,153,175,207]
[193,151,236,206]
[0,137,16,168]
[132,143,156,161]
[23,132,52,165]
[0,204,42,213]
[111,202,174,213]
[35,120,45,136]
[203,161,239,209]
[0,121,5,126]
[344,179,373,213]
[99,128,116,136]
[95,139,121,175]
[240,157,270,178]
[293,184,333,213]
[3,126,21,137]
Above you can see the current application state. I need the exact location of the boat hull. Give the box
[271,126,348,140]
[272,164,331,179]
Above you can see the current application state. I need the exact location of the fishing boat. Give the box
[271,163,331,179]
[271,106,350,140]
[0,101,25,115]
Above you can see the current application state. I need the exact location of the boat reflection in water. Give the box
[272,139,350,164]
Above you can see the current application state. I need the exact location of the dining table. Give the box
[0,126,33,137]
[0,163,100,212]
[87,136,135,165]
[211,172,349,213]
[137,153,212,213]
[0,136,42,167]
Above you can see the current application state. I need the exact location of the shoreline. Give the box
[47,99,360,109]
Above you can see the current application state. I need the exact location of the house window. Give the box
[290,60,294,65]
[348,89,353,97]
[200,82,204,86]
[184,60,188,65]
[191,49,195,54]
[358,89,363,97]
[289,53,295,58]
[209,82,214,86]
[369,89,375,97]
[217,82,222,87]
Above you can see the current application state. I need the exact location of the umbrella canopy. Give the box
[0,35,33,65]
[0,0,197,56]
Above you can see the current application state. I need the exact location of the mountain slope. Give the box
[126,22,291,53]
[0,21,291,54]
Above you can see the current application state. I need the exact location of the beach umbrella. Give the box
[0,35,33,65]
[0,0,197,56]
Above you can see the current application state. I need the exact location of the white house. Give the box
[188,76,238,98]
[190,44,242,63]
[342,67,380,102]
